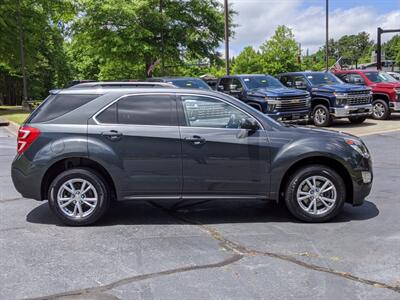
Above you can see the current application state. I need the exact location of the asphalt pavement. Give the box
[0,126,399,300]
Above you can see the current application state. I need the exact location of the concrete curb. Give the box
[0,117,10,127]
[5,120,19,136]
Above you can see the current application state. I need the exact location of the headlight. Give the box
[344,138,370,158]
[334,92,348,98]
[266,99,279,111]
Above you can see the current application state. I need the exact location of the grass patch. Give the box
[0,106,30,125]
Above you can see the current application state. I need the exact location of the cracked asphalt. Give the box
[0,126,399,300]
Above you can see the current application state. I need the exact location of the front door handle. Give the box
[101,130,123,141]
[184,135,206,146]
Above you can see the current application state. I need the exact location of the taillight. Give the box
[17,126,40,154]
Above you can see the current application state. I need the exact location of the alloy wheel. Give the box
[296,175,337,215]
[373,103,385,118]
[314,108,327,125]
[57,179,98,219]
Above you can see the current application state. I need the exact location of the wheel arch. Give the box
[372,93,390,103]
[311,97,331,110]
[278,156,353,204]
[41,157,117,201]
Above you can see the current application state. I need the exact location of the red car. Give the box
[334,70,400,120]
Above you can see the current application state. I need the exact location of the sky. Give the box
[221,0,400,56]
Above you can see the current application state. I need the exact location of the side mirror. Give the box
[241,118,259,131]
[217,85,224,92]
[229,84,238,91]
[295,81,307,89]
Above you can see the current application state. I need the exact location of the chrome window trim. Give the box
[92,92,265,131]
[177,93,265,130]
[92,92,177,126]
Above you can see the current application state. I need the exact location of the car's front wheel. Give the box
[284,165,346,222]
[312,105,332,127]
[48,168,110,226]
[372,99,390,120]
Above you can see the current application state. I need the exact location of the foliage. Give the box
[232,46,263,74]
[0,0,75,100]
[259,25,300,75]
[68,0,231,80]
[383,35,400,63]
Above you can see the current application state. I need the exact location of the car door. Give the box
[177,94,270,198]
[88,93,182,199]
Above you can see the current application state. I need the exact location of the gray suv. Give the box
[11,87,373,225]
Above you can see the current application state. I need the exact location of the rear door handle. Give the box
[184,135,206,146]
[101,130,123,141]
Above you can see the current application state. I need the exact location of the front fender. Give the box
[268,134,358,200]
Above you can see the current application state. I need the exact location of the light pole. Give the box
[224,0,230,75]
[325,0,329,71]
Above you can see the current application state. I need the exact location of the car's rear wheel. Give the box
[312,105,332,127]
[284,165,346,222]
[372,99,390,120]
[348,116,367,124]
[48,168,110,226]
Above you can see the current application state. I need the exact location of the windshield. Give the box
[306,72,342,86]
[364,72,398,83]
[168,79,211,90]
[242,75,284,89]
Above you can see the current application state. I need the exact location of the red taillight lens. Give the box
[17,126,40,154]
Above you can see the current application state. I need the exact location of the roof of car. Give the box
[220,74,266,78]
[277,71,331,76]
[335,69,384,73]
[68,81,176,89]
[52,87,221,96]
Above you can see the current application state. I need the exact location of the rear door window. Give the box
[96,94,177,126]
[28,94,99,123]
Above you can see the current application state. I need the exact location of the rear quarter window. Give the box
[27,94,99,123]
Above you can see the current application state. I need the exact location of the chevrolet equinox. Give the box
[11,87,373,225]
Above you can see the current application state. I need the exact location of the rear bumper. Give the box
[11,156,44,201]
[331,104,372,118]
[389,101,400,112]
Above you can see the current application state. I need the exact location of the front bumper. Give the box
[267,109,310,122]
[331,104,372,118]
[389,101,400,112]
[349,156,373,206]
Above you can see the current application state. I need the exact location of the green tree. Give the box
[68,0,234,80]
[335,32,373,67]
[259,25,300,75]
[383,35,400,61]
[0,0,75,100]
[232,46,263,74]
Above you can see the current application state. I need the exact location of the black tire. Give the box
[284,165,346,223]
[348,116,367,124]
[312,104,332,127]
[48,168,110,226]
[372,99,391,120]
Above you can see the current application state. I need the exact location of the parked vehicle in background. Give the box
[11,87,373,225]
[69,81,176,89]
[334,70,400,120]
[147,77,211,90]
[216,74,311,122]
[387,71,400,81]
[277,72,372,127]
